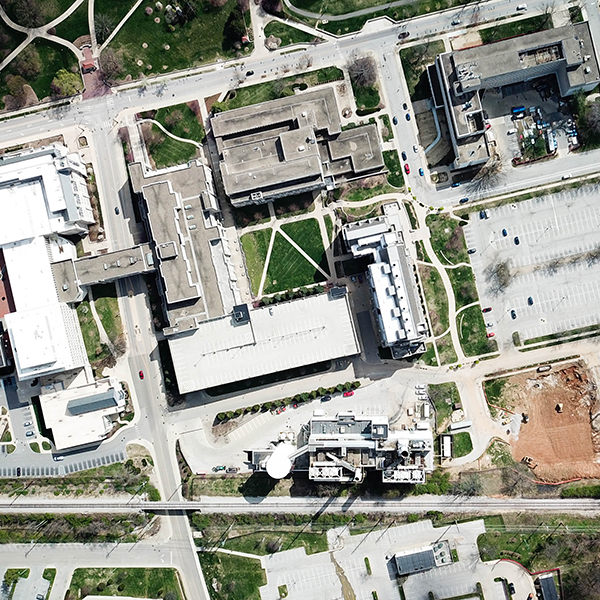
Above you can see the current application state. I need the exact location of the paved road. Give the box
[1,495,600,513]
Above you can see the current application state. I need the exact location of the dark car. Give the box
[511,309,517,320]
[405,113,411,121]
[419,168,424,176]
[479,210,486,219]
[451,182,460,188]
[404,163,410,174]
[16,467,21,476]
[459,198,469,204]
[482,307,492,313]
[321,395,332,402]
[226,467,239,473]
[514,236,520,245]
[212,465,226,472]
[502,228,508,236]
[392,116,398,125]
[398,31,410,39]
[528,296,534,305]
[402,102,408,110]
[467,248,476,254]
[139,370,144,380]
[401,151,407,161]
[246,70,254,76]
[507,582,516,595]
[114,206,120,215]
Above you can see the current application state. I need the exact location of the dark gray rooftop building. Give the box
[433,22,600,168]
[394,547,437,576]
[211,87,385,206]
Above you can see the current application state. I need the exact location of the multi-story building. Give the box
[343,203,428,358]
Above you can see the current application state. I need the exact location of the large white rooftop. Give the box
[5,303,88,379]
[40,377,126,450]
[169,292,360,392]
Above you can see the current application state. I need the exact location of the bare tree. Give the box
[468,151,504,196]
[348,55,377,88]
[99,48,123,86]
[586,102,600,135]
[485,259,513,296]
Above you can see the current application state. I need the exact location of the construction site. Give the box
[497,362,600,481]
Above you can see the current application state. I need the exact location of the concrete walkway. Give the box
[98,0,144,56]
[87,287,116,357]
[281,0,421,22]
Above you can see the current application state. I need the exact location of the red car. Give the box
[482,307,492,313]
[138,370,144,380]
[404,163,410,175]
[343,390,354,397]
[487,332,495,338]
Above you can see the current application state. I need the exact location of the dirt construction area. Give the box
[503,363,600,481]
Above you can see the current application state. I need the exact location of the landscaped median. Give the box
[457,305,498,357]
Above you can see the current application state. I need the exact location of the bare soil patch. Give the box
[506,363,600,481]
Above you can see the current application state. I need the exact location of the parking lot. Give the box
[465,185,600,347]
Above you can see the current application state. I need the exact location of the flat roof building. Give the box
[433,22,600,168]
[40,377,126,450]
[394,547,437,576]
[343,202,428,358]
[254,412,434,484]
[130,160,238,330]
[169,290,360,393]
[0,145,93,381]
[211,87,385,206]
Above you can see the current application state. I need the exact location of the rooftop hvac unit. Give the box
[382,263,391,274]
[392,307,401,318]
[387,286,396,296]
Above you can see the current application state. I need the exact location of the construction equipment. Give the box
[522,456,538,469]
[522,412,529,424]
[556,403,564,413]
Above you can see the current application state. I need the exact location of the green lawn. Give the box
[94,0,138,29]
[68,568,182,599]
[147,102,205,168]
[426,214,469,265]
[521,134,549,161]
[446,266,478,309]
[223,530,328,555]
[76,300,111,364]
[263,20,319,46]
[418,265,448,337]
[54,0,90,41]
[353,84,380,112]
[240,228,273,296]
[479,14,553,44]
[2,0,75,25]
[436,332,458,366]
[280,218,329,274]
[379,114,393,142]
[420,343,437,366]
[452,431,473,457]
[263,232,327,294]
[216,67,343,111]
[428,382,459,431]
[457,305,498,357]
[108,0,252,80]
[198,552,266,600]
[324,214,334,243]
[383,150,405,188]
[343,182,394,202]
[93,283,123,345]
[400,41,446,101]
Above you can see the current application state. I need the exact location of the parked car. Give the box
[392,116,398,125]
[451,182,460,188]
[26,431,34,437]
[357,274,363,283]
[139,370,144,379]
[343,390,354,397]
[16,467,21,476]
[511,309,517,320]
[502,228,508,237]
[401,151,407,161]
[114,206,120,215]
[528,296,534,305]
[514,236,520,245]
[507,582,516,595]
[53,455,64,462]
[413,145,418,153]
[403,103,408,110]
[459,198,469,204]
[451,19,461,25]
[246,70,254,76]
[479,210,486,219]
[23,421,31,427]
[398,31,410,39]
[419,168,424,176]
[226,467,239,473]
[467,248,476,254]
[482,307,492,313]
[486,322,494,328]
[405,113,411,121]
[487,332,495,338]
[404,163,410,174]
[321,395,332,402]
[212,465,226,472]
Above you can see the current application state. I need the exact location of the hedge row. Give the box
[215,381,362,423]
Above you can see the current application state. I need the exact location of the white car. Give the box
[415,384,426,390]
[53,455,64,462]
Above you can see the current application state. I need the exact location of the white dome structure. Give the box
[265,442,294,479]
